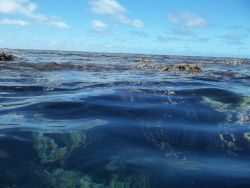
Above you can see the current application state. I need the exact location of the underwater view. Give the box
[0,49,249,187]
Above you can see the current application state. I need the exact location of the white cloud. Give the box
[50,20,70,29]
[0,0,37,15]
[168,12,208,28]
[90,0,144,28]
[29,13,47,22]
[90,0,127,23]
[132,19,144,29]
[92,20,108,31]
[0,0,70,29]
[0,18,28,27]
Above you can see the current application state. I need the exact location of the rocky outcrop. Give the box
[138,63,202,72]
[225,59,246,65]
[0,52,15,61]
[174,64,201,72]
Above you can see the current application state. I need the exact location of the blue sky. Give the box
[0,0,249,57]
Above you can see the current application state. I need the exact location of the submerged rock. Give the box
[48,169,105,188]
[21,167,150,188]
[0,52,15,61]
[142,126,180,159]
[43,62,61,70]
[0,149,9,158]
[28,62,66,71]
[0,61,131,72]
[226,59,246,65]
[140,90,250,160]
[201,96,250,118]
[109,174,150,188]
[33,131,87,164]
[243,133,250,142]
[201,95,250,154]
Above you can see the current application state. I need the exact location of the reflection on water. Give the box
[0,49,250,187]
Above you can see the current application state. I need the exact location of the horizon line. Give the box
[1,47,249,59]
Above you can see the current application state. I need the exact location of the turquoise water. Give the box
[0,49,250,187]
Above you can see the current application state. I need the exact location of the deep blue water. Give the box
[0,49,250,188]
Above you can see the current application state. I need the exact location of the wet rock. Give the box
[161,67,169,71]
[133,58,154,63]
[138,63,202,72]
[138,63,157,69]
[191,66,202,72]
[226,59,246,65]
[174,64,201,72]
[0,52,15,61]
[37,62,63,71]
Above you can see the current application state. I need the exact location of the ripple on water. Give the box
[0,49,249,187]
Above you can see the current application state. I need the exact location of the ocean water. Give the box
[0,49,250,188]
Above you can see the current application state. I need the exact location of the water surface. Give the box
[0,49,250,187]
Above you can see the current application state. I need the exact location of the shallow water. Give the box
[0,49,250,188]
